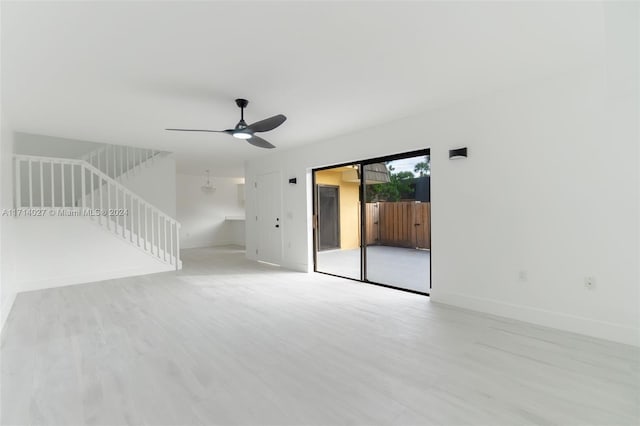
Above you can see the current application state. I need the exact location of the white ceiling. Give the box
[1,1,604,177]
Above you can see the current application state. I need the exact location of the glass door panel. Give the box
[363,154,431,293]
[314,164,362,280]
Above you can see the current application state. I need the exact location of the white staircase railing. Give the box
[14,154,181,269]
[81,144,163,181]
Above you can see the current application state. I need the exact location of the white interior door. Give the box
[256,171,283,265]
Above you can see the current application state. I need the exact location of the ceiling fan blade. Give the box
[246,114,286,133]
[166,128,231,133]
[247,135,276,149]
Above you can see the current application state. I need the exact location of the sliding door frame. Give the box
[312,160,365,282]
[312,148,431,296]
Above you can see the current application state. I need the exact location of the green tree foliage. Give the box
[414,160,430,177]
[366,164,415,202]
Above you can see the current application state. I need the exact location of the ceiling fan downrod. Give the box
[235,98,248,128]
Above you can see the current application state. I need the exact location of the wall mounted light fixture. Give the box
[449,147,468,159]
[288,177,297,184]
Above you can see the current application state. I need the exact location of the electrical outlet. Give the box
[584,276,595,290]
[519,270,528,282]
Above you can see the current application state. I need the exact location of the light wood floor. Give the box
[1,246,638,425]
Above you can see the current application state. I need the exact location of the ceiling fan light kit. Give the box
[166,98,286,149]
[232,131,252,140]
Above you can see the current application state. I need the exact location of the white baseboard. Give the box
[180,240,240,250]
[431,290,640,347]
[0,291,16,335]
[16,265,175,294]
[281,261,309,273]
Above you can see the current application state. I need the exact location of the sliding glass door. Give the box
[314,163,362,280]
[313,149,431,295]
[363,154,430,293]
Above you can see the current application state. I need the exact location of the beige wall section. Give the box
[315,169,361,250]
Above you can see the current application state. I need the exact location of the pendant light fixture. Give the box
[201,170,215,194]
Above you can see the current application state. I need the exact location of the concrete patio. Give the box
[316,245,430,293]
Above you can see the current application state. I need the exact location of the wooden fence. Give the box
[365,202,430,249]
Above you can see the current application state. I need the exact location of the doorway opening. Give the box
[312,149,431,295]
[317,185,340,251]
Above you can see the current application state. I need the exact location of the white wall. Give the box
[176,174,245,249]
[0,116,17,331]
[119,153,177,218]
[14,132,102,159]
[13,216,174,292]
[245,4,639,346]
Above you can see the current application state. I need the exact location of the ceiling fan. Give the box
[166,99,286,149]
